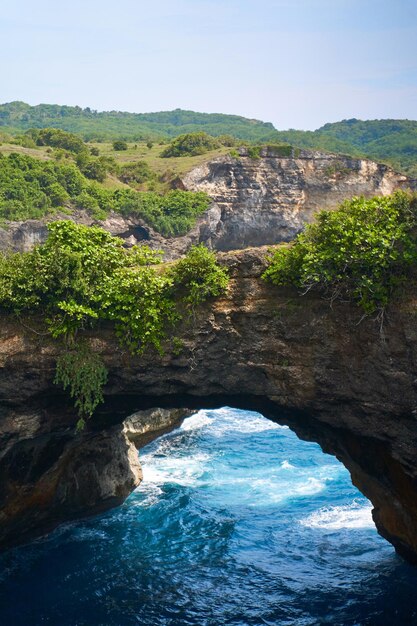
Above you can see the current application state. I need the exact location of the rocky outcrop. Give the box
[0,150,412,257]
[182,148,412,250]
[1,248,417,562]
[0,421,142,549]
[123,407,194,447]
[0,403,189,549]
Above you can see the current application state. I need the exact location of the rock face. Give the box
[0,420,142,549]
[182,148,411,250]
[124,407,194,447]
[0,402,188,549]
[1,248,417,562]
[0,149,412,257]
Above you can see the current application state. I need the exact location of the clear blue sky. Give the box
[2,0,416,129]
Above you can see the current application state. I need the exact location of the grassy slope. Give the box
[89,141,231,181]
[0,140,230,193]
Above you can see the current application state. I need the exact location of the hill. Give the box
[0,103,416,176]
[0,101,279,143]
[275,119,417,177]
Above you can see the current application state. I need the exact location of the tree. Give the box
[113,140,128,151]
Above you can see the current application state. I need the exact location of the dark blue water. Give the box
[1,408,417,625]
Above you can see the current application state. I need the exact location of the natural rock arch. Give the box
[1,248,417,563]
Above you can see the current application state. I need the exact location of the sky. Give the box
[1,0,417,130]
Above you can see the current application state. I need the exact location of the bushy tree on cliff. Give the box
[263,191,417,316]
[161,132,220,157]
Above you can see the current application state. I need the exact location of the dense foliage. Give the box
[119,161,155,185]
[0,153,81,219]
[161,132,221,157]
[0,152,210,234]
[2,103,417,174]
[115,189,211,236]
[169,244,230,306]
[24,128,86,153]
[0,101,278,142]
[0,221,229,419]
[276,119,417,177]
[263,192,417,314]
[113,140,128,151]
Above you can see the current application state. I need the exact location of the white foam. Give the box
[292,477,325,497]
[181,412,213,431]
[281,460,295,470]
[300,502,374,530]
[185,408,289,436]
[141,452,212,487]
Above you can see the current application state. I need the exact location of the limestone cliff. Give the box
[0,149,411,257]
[1,248,417,563]
[181,148,411,250]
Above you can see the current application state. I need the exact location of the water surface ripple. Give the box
[1,407,417,625]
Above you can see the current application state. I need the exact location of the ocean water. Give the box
[1,407,417,625]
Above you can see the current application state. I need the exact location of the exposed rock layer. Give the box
[0,150,412,257]
[182,148,412,250]
[1,248,417,562]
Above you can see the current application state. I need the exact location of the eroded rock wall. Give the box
[182,148,411,250]
[0,403,189,549]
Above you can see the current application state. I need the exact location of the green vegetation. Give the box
[246,146,262,159]
[116,190,211,236]
[119,161,155,185]
[0,221,229,421]
[161,132,221,157]
[0,101,278,142]
[113,140,128,151]
[0,152,210,235]
[0,152,81,220]
[23,128,86,153]
[55,346,108,430]
[1,103,416,175]
[263,192,417,314]
[276,119,417,177]
[169,244,230,306]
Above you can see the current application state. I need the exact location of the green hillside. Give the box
[0,101,279,143]
[275,119,417,177]
[0,103,416,175]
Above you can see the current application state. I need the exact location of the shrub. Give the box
[27,128,86,153]
[161,132,220,157]
[263,192,417,314]
[0,222,229,420]
[113,140,128,151]
[246,146,262,159]
[115,189,211,237]
[119,161,155,185]
[169,244,229,307]
[0,220,168,336]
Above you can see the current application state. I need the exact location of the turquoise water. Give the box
[1,407,417,625]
